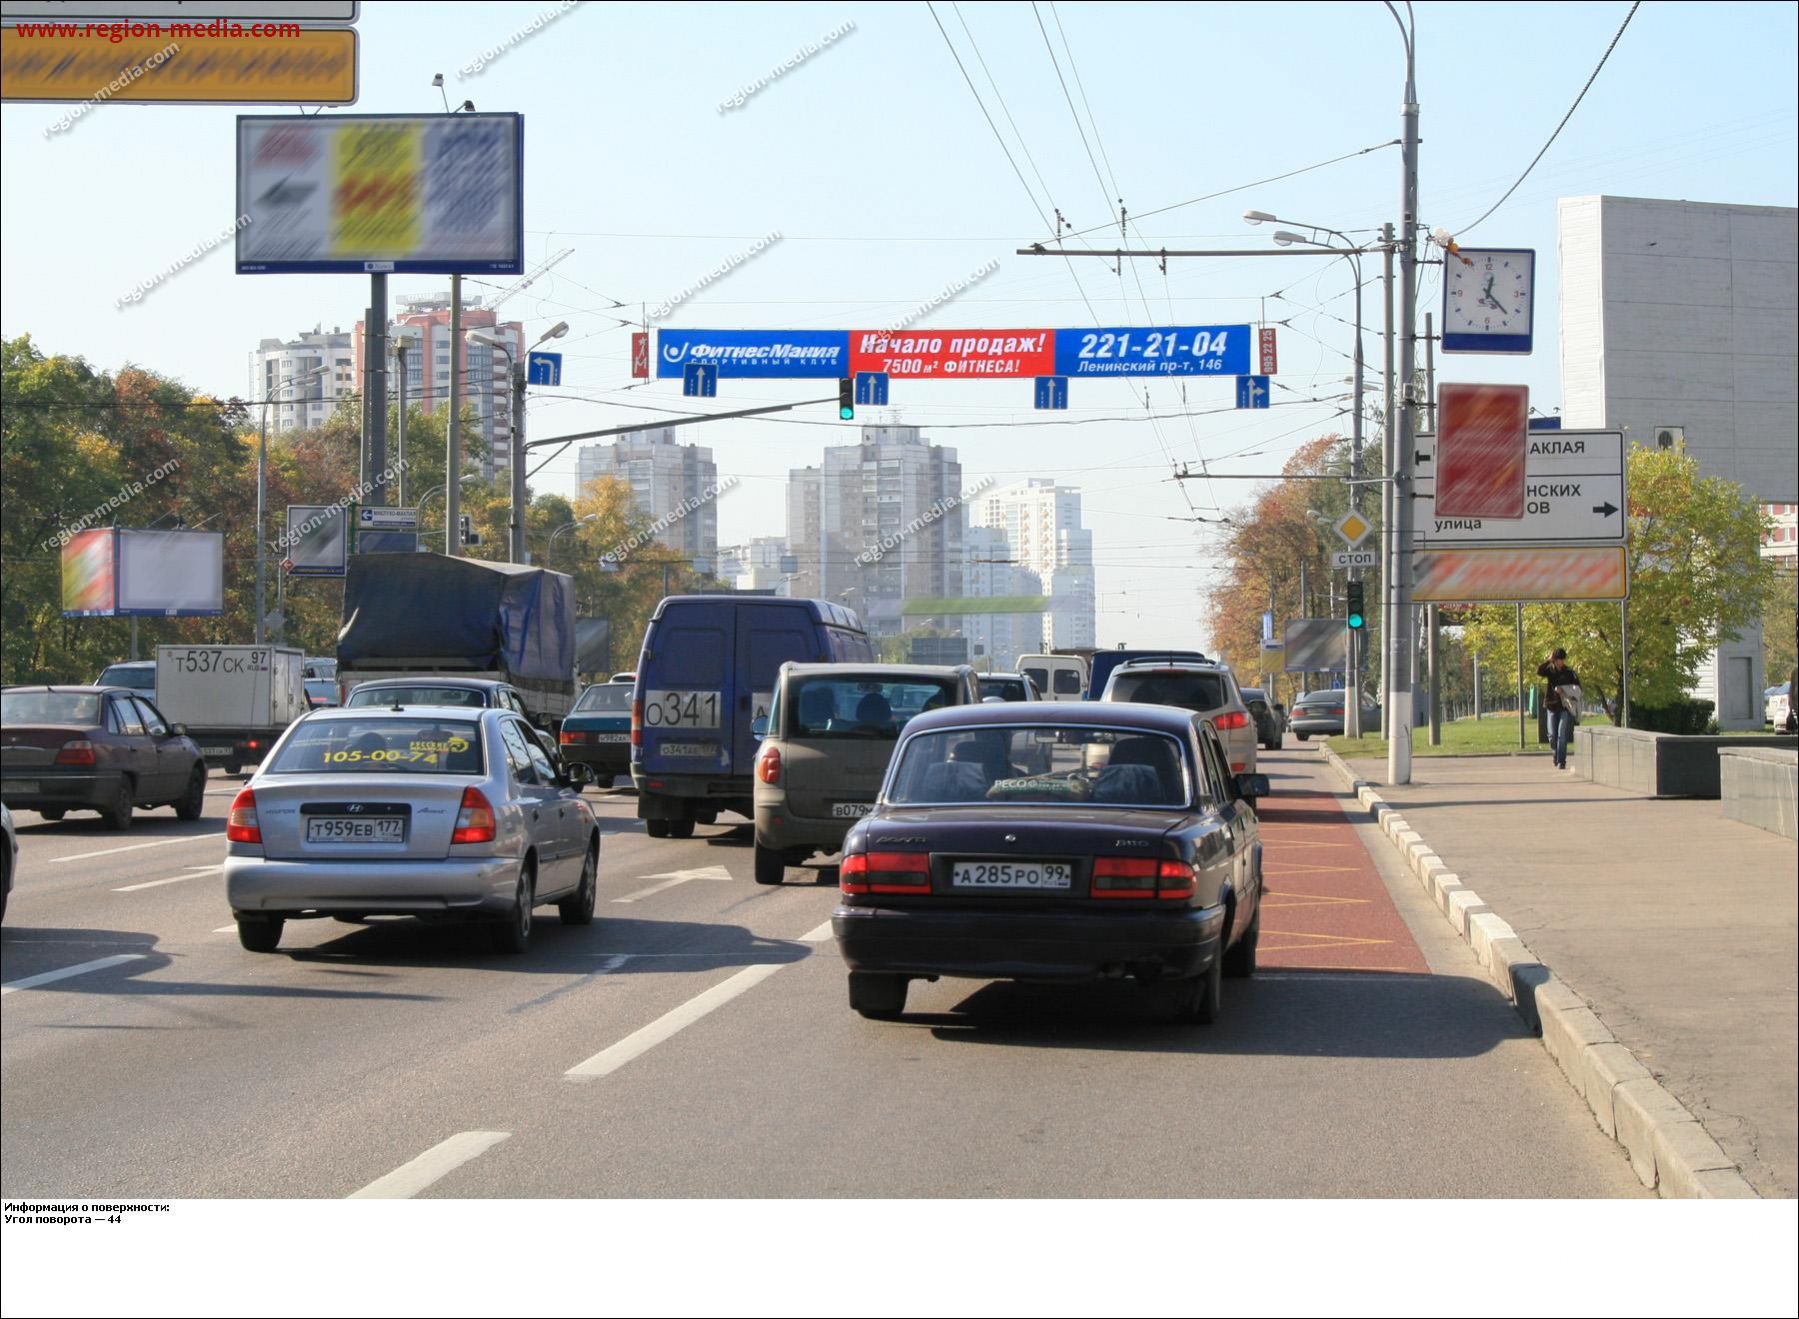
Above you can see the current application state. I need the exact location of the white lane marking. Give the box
[564,963,783,1080]
[1,954,146,996]
[50,835,218,865]
[115,864,223,893]
[213,924,238,934]
[347,1131,512,1200]
[799,920,834,943]
[611,865,735,904]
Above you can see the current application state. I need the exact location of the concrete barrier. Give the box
[1574,725,1798,797]
[1720,746,1798,839]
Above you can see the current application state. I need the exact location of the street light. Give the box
[418,474,480,548]
[469,321,571,565]
[547,513,597,560]
[256,364,328,645]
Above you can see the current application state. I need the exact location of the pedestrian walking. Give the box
[1536,648,1582,770]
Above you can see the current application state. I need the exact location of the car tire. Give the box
[596,774,614,790]
[224,760,241,777]
[236,914,283,953]
[40,809,66,822]
[667,819,696,840]
[645,819,671,839]
[492,862,535,954]
[101,779,133,831]
[848,972,908,1020]
[559,843,598,925]
[174,765,206,821]
[753,842,786,885]
[1223,903,1259,979]
[1295,732,1309,742]
[1167,949,1224,1025]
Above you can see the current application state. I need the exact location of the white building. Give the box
[785,467,823,601]
[959,525,1044,671]
[577,428,720,576]
[1559,195,1798,727]
[249,327,356,433]
[970,478,1097,651]
[717,537,792,593]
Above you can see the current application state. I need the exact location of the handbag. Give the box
[1556,683,1584,722]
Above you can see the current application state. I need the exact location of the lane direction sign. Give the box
[1414,428,1626,546]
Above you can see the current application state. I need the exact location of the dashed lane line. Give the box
[50,835,218,864]
[347,1131,512,1199]
[115,864,222,892]
[564,963,784,1081]
[1,954,146,996]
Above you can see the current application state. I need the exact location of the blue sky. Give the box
[3,1,1794,650]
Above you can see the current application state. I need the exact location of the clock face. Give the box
[1446,249,1533,335]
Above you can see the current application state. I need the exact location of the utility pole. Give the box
[508,361,527,563]
[1424,310,1439,746]
[1388,7,1421,785]
[394,339,409,508]
[447,274,463,556]
[367,274,388,506]
[1380,221,1396,741]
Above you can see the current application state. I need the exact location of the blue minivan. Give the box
[1087,649,1209,701]
[632,596,873,837]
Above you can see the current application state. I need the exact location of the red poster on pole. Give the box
[1258,326,1278,375]
[848,329,1053,379]
[1436,383,1529,519]
[631,332,649,379]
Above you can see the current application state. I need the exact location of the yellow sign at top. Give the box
[1334,511,1373,547]
[1,27,357,105]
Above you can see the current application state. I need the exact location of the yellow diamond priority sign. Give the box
[1333,510,1372,547]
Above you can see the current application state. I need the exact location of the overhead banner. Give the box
[653,325,1253,380]
[1413,546,1629,603]
[236,112,523,275]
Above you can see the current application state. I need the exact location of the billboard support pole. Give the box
[368,274,389,507]
[447,275,463,557]
[1620,598,1630,729]
[130,616,138,662]
[1517,604,1527,751]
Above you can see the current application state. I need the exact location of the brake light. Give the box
[631,700,643,747]
[54,738,96,767]
[1214,711,1250,730]
[559,729,588,746]
[1092,856,1195,899]
[1155,859,1196,900]
[840,850,930,895]
[756,742,782,785]
[226,787,260,844]
[452,786,497,844]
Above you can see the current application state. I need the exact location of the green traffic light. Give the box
[839,405,855,420]
[1348,613,1365,630]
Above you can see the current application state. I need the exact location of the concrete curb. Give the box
[1316,743,1758,1199]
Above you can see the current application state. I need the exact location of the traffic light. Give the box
[1345,581,1366,631]
[838,376,855,421]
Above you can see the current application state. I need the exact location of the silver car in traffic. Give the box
[224,706,599,955]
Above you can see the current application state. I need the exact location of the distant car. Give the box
[0,686,207,829]
[1767,681,1792,728]
[95,660,156,703]
[1,801,15,922]
[1238,688,1284,752]
[223,706,600,954]
[1099,658,1257,774]
[831,701,1269,1023]
[560,682,633,787]
[1086,649,1208,702]
[1018,654,1089,703]
[752,663,982,885]
[302,657,338,681]
[976,672,1040,703]
[1288,689,1379,740]
[344,677,534,720]
[304,679,340,710]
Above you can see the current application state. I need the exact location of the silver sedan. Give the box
[224,706,599,954]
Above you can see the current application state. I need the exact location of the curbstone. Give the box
[1432,874,1467,915]
[1690,1168,1760,1199]
[1445,887,1491,935]
[1468,911,1517,969]
[1540,998,1615,1095]
[1614,1078,1687,1188]
[1504,960,1554,1033]
[1577,1042,1653,1139]
[1652,1119,1743,1199]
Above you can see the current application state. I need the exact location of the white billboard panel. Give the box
[116,529,224,615]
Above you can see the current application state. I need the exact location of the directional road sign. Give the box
[357,505,418,530]
[1235,375,1270,409]
[855,371,890,406]
[526,350,563,387]
[1033,375,1068,410]
[1414,428,1626,546]
[682,363,718,398]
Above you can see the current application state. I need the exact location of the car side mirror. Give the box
[750,715,768,740]
[1235,772,1271,800]
[170,723,187,737]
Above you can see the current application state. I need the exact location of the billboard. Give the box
[1,27,357,107]
[852,330,1054,379]
[1283,618,1347,673]
[656,329,848,379]
[236,113,523,275]
[61,529,224,617]
[286,503,349,577]
[1413,546,1629,603]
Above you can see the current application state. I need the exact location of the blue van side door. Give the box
[641,605,732,772]
[736,609,819,773]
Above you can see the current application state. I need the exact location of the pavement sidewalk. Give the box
[1344,753,1797,1198]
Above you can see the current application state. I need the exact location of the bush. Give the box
[1628,699,1715,735]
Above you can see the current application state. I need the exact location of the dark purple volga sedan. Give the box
[831,702,1270,1024]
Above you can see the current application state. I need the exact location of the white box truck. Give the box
[155,645,307,774]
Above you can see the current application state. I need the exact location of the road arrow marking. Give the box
[612,865,735,903]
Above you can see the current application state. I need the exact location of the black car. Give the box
[831,702,1269,1024]
[0,686,207,829]
[1238,687,1284,751]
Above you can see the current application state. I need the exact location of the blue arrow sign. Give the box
[526,351,563,387]
[682,363,718,398]
[855,372,889,406]
[1034,376,1068,410]
[1236,375,1270,409]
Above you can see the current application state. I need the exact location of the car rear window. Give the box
[1298,693,1345,708]
[1021,667,1049,691]
[1108,670,1228,712]
[889,726,1189,808]
[1,691,102,724]
[1053,670,1083,695]
[789,676,957,739]
[574,684,632,713]
[979,678,1027,701]
[98,666,155,692]
[267,717,484,774]
[346,685,489,708]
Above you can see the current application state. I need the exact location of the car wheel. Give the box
[237,914,283,953]
[753,842,786,885]
[848,972,908,1020]
[596,774,614,790]
[645,819,671,839]
[1166,948,1224,1025]
[667,819,696,840]
[1223,903,1259,979]
[224,760,241,777]
[492,862,536,954]
[1295,732,1309,742]
[40,809,66,822]
[559,843,598,925]
[174,765,206,821]
[102,779,134,831]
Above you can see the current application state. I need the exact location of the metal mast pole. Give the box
[1380,222,1397,740]
[1388,3,1421,785]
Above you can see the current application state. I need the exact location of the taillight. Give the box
[840,850,930,895]
[226,787,260,843]
[1092,856,1194,900]
[631,700,643,747]
[55,738,96,766]
[1154,859,1196,899]
[756,743,782,785]
[559,729,587,746]
[452,786,497,844]
[1214,711,1249,730]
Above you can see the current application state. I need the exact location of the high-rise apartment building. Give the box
[971,478,1097,650]
[576,428,720,575]
[248,327,356,433]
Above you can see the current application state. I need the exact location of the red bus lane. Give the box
[1252,782,1429,974]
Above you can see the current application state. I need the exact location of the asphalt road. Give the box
[1,751,1647,1198]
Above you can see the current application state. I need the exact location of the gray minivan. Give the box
[751,663,980,884]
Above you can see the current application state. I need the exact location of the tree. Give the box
[1459,448,1773,723]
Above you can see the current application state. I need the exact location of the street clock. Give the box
[1441,247,1535,354]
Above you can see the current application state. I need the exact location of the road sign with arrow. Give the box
[1413,428,1625,546]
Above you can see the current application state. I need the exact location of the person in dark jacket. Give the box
[1537,648,1581,769]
